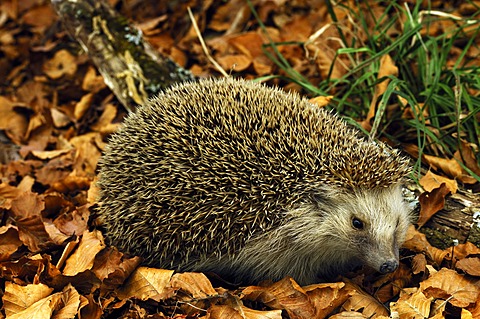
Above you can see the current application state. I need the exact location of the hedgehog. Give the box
[96,77,411,285]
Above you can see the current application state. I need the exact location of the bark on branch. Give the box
[51,0,195,112]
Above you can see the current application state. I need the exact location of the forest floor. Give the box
[1,1,480,318]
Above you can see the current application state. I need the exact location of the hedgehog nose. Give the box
[379,259,398,274]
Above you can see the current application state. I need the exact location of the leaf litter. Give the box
[0,0,480,318]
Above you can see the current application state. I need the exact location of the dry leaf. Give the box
[50,108,72,128]
[342,282,388,317]
[22,4,56,29]
[447,241,480,261]
[361,54,398,131]
[0,96,29,144]
[420,268,479,308]
[402,225,448,266]
[74,93,94,120]
[455,257,480,276]
[43,49,77,79]
[242,277,317,319]
[0,182,23,209]
[458,140,480,179]
[309,95,333,108]
[372,263,411,303]
[51,284,81,319]
[31,149,71,160]
[53,204,89,237]
[10,191,52,252]
[63,230,105,276]
[304,282,354,318]
[82,66,106,92]
[419,170,457,193]
[329,311,367,318]
[390,289,433,319]
[417,183,451,227]
[242,306,283,319]
[43,220,70,245]
[423,154,463,179]
[171,272,217,298]
[92,247,141,288]
[0,225,22,261]
[90,103,119,133]
[411,254,427,275]
[217,54,252,72]
[117,267,174,301]
[3,282,54,317]
[207,304,244,319]
[69,132,103,176]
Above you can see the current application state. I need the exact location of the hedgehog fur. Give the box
[96,77,411,285]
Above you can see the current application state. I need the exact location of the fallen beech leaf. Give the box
[209,0,250,32]
[455,257,480,276]
[207,304,243,319]
[252,57,273,76]
[51,174,91,193]
[3,282,54,317]
[22,4,56,29]
[53,204,89,237]
[419,170,457,193]
[17,175,35,192]
[390,289,433,319]
[402,225,448,266]
[63,230,105,276]
[208,304,282,319]
[0,96,29,144]
[9,292,63,319]
[328,311,366,318]
[342,282,388,317]
[69,132,103,176]
[31,149,71,160]
[50,108,72,128]
[43,220,70,245]
[117,267,174,301]
[228,32,265,58]
[171,272,217,299]
[420,268,479,308]
[0,182,22,209]
[242,277,317,319]
[90,103,119,133]
[304,282,354,318]
[78,294,102,319]
[361,54,398,131]
[10,191,52,252]
[56,240,79,269]
[43,49,77,79]
[309,95,333,108]
[74,93,94,120]
[82,66,106,92]
[35,152,75,186]
[373,263,412,303]
[51,284,81,319]
[423,154,463,179]
[458,140,480,180]
[417,183,451,227]
[217,54,252,72]
[0,225,22,261]
[92,247,141,286]
[411,254,427,275]
[242,306,283,319]
[447,241,480,261]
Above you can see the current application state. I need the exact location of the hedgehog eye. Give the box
[352,217,364,230]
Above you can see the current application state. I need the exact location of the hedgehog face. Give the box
[316,184,411,277]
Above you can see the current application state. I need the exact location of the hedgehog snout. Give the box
[379,259,398,274]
